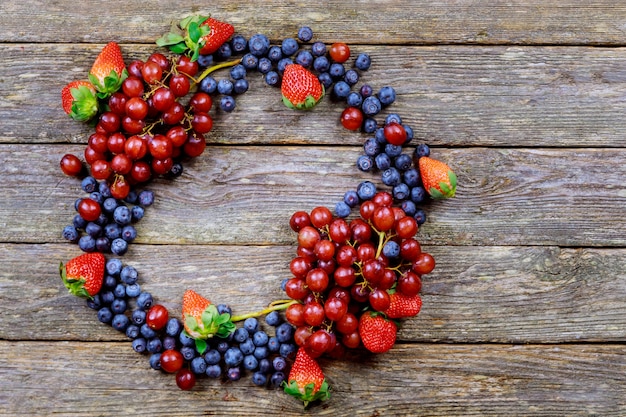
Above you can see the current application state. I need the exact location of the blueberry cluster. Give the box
[61,175,155,255]
[195,26,371,111]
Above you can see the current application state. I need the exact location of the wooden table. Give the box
[1,1,625,415]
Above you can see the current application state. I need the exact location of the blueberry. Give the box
[241,53,259,70]
[253,331,269,346]
[297,26,313,42]
[344,69,359,86]
[94,212,109,227]
[131,205,144,221]
[140,323,157,339]
[332,81,351,99]
[111,298,127,314]
[272,356,287,372]
[355,53,372,70]
[270,371,286,387]
[216,340,229,353]
[318,72,333,89]
[163,336,176,350]
[385,143,403,158]
[248,33,270,56]
[385,113,402,125]
[78,235,96,253]
[149,353,162,370]
[281,38,299,56]
[383,240,401,258]
[224,347,243,367]
[343,190,360,208]
[204,349,221,365]
[62,225,79,242]
[414,209,427,225]
[85,222,102,238]
[295,50,313,68]
[356,181,377,200]
[86,294,102,310]
[121,225,137,242]
[375,127,386,144]
[217,304,232,316]
[267,45,283,62]
[136,292,153,310]
[258,358,272,373]
[191,356,207,374]
[378,86,396,106]
[165,318,182,337]
[234,327,249,343]
[205,364,222,378]
[363,138,381,156]
[257,57,272,74]
[147,337,162,354]
[100,290,115,305]
[197,54,214,68]
[243,317,259,334]
[103,274,117,289]
[180,330,196,347]
[401,200,417,217]
[243,355,258,371]
[200,76,218,93]
[264,70,280,86]
[181,346,196,361]
[267,336,280,352]
[131,309,146,325]
[97,307,112,324]
[395,154,413,171]
[265,311,281,326]
[113,283,126,298]
[73,214,87,230]
[362,96,382,116]
[335,201,351,218]
[125,324,140,339]
[251,371,267,386]
[89,191,103,204]
[393,183,410,201]
[138,190,154,207]
[233,78,249,94]
[403,168,420,187]
[329,63,345,79]
[227,367,241,381]
[313,55,330,73]
[231,35,248,53]
[132,338,147,353]
[403,124,414,143]
[347,91,363,108]
[253,346,269,359]
[120,265,138,285]
[81,176,97,193]
[104,223,122,240]
[410,186,426,203]
[382,167,402,186]
[360,83,374,98]
[275,323,294,343]
[217,79,233,95]
[415,143,431,158]
[113,205,131,225]
[220,95,236,112]
[279,343,297,359]
[104,258,122,277]
[99,181,112,198]
[124,190,138,204]
[277,58,293,74]
[239,338,255,355]
[216,42,232,59]
[168,162,183,178]
[357,155,374,172]
[311,41,326,56]
[102,197,118,214]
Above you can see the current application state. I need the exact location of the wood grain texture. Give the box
[2,0,626,46]
[1,243,624,343]
[0,341,623,416]
[2,44,626,147]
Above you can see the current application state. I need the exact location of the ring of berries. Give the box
[59,15,457,408]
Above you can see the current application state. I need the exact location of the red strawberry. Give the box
[60,252,105,299]
[358,311,397,353]
[182,289,235,341]
[283,347,331,407]
[418,156,457,199]
[281,64,325,110]
[88,42,128,98]
[61,80,98,122]
[384,293,422,319]
[199,18,235,55]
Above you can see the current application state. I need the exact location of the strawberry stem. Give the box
[230,299,298,322]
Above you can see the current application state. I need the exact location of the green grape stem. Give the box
[192,58,242,86]
[230,299,298,322]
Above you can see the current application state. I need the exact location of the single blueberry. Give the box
[253,331,269,346]
[126,324,140,339]
[281,38,299,56]
[385,113,402,125]
[120,265,138,285]
[329,63,346,79]
[347,91,363,108]
[86,294,102,310]
[197,54,214,68]
[378,86,396,106]
[162,336,176,351]
[414,209,427,225]
[363,138,381,156]
[410,186,427,203]
[272,356,287,372]
[297,26,313,42]
[224,347,243,367]
[97,307,112,324]
[344,69,359,86]
[234,327,249,343]
[279,343,297,359]
[121,225,137,242]
[113,283,126,298]
[318,72,333,89]
[102,197,118,214]
[383,241,401,259]
[165,318,182,337]
[275,323,295,343]
[393,183,410,201]
[257,57,272,74]
[382,167,402,186]
[89,191,103,205]
[243,355,258,371]
[233,78,249,94]
[313,56,330,73]
[132,338,147,353]
[138,190,154,207]
[253,346,269,359]
[267,336,280,353]
[415,143,431,158]
[258,358,272,373]
[395,154,413,171]
[248,33,270,56]
[136,292,153,310]
[243,317,259,333]
[140,323,157,339]
[403,124,414,143]
[190,357,207,374]
[311,41,326,56]
[131,309,146,325]
[404,168,421,187]
[73,214,87,230]
[124,190,138,205]
[343,189,360,208]
[204,349,221,365]
[205,364,222,378]
[355,53,372,70]
[149,353,162,370]
[217,79,234,95]
[100,290,115,305]
[180,346,196,361]
[277,57,293,73]
[385,143,403,158]
[239,338,255,355]
[111,298,127,314]
[113,205,131,225]
[335,201,351,218]
[241,53,259,70]
[180,330,196,347]
[332,81,351,99]
[131,205,144,222]
[147,337,162,354]
[270,371,286,387]
[265,311,281,326]
[230,35,248,53]
[357,155,374,172]
[362,96,382,116]
[220,95,236,112]
[104,223,122,240]
[103,275,117,290]
[216,42,232,59]
[356,181,377,200]
[227,367,241,381]
[85,222,102,238]
[265,70,280,86]
[295,50,313,68]
[99,181,112,198]
[62,225,79,242]
[78,235,96,253]
[81,176,97,193]
[401,200,417,217]
[200,76,217,93]
[360,83,374,98]
[251,371,267,386]
[267,45,283,62]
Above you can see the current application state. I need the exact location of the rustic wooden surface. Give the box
[1,1,625,416]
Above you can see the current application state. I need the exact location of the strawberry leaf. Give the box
[283,379,331,408]
[188,21,202,43]
[194,338,208,355]
[156,32,185,47]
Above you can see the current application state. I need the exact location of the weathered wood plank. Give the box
[2,243,624,343]
[1,144,625,247]
[2,44,626,147]
[0,340,623,416]
[2,0,626,46]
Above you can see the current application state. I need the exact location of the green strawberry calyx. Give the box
[89,69,128,100]
[59,261,93,299]
[184,304,235,354]
[68,85,99,122]
[428,170,457,199]
[282,84,325,111]
[283,379,331,408]
[156,15,212,62]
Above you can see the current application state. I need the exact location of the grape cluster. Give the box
[87,257,297,391]
[61,176,154,254]
[283,192,435,358]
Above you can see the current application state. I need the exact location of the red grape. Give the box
[60,154,83,177]
[160,349,184,373]
[146,304,169,330]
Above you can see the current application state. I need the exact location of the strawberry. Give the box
[384,293,422,319]
[59,252,105,299]
[88,41,128,98]
[283,347,331,407]
[199,18,235,55]
[61,80,98,122]
[358,311,397,354]
[181,289,235,350]
[281,64,325,110]
[418,156,457,199]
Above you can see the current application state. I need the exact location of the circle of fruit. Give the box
[59,15,457,409]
